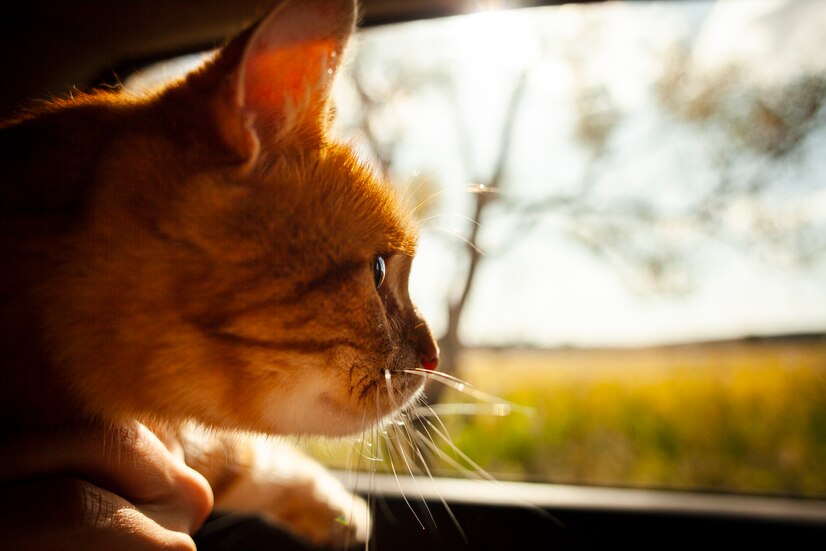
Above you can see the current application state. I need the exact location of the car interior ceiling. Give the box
[0,0,571,120]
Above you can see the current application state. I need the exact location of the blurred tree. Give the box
[336,15,826,407]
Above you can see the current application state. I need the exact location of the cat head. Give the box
[33,0,438,435]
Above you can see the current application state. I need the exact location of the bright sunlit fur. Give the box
[0,0,441,546]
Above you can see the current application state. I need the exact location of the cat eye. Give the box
[373,255,386,289]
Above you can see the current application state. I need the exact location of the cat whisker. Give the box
[343,410,370,550]
[381,427,425,530]
[465,183,500,195]
[432,228,485,255]
[410,183,500,216]
[366,410,379,551]
[402,367,468,387]
[354,429,383,462]
[416,402,501,486]
[420,414,564,527]
[415,213,481,228]
[382,370,425,530]
[420,417,498,485]
[397,368,534,416]
[406,403,468,543]
[354,446,383,462]
[421,403,465,472]
[384,370,439,529]
[397,170,433,213]
[409,402,515,418]
[412,425,486,482]
[406,430,467,543]
[410,188,450,216]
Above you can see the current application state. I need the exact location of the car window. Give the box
[129,0,826,498]
[331,0,826,499]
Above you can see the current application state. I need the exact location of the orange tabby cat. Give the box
[0,0,438,546]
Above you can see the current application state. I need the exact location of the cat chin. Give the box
[259,375,424,437]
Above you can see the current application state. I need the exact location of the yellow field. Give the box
[437,338,826,497]
[301,337,826,498]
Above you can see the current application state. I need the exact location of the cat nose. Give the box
[420,355,438,371]
[414,323,439,371]
[409,308,439,370]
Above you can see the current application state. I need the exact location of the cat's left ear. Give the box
[193,0,356,165]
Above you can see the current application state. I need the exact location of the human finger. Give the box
[0,421,213,534]
[0,475,197,551]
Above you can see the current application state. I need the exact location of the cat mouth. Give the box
[334,368,425,421]
[383,369,424,398]
[317,381,419,422]
[377,369,426,416]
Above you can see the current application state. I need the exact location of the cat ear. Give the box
[202,0,356,165]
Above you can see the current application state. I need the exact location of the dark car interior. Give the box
[3,1,826,549]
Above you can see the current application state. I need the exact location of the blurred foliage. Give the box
[656,48,826,159]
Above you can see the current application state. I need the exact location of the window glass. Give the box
[325,0,826,498]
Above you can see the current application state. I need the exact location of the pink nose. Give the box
[420,356,438,371]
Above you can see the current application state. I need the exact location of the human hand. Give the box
[0,421,214,550]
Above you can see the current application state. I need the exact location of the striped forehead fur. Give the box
[237,143,418,260]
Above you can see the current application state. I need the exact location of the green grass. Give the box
[300,337,826,498]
